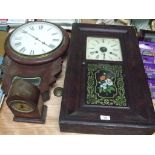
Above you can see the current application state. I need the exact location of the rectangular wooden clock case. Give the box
[59,23,155,134]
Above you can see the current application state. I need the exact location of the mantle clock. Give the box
[59,23,155,134]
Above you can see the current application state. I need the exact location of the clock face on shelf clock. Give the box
[9,22,63,56]
[86,37,122,61]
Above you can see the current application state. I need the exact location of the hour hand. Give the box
[103,53,105,59]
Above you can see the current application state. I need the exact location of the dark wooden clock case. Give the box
[59,23,155,134]
[6,79,47,124]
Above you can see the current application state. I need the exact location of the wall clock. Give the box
[2,21,69,123]
[59,23,155,134]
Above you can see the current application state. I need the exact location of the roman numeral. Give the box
[15,37,22,40]
[20,47,26,52]
[15,42,22,46]
[110,52,118,57]
[51,33,58,35]
[90,51,95,55]
[29,26,34,30]
[30,50,34,55]
[53,39,59,41]
[111,44,117,47]
[22,30,27,33]
[113,49,119,51]
[39,25,43,30]
[95,40,99,44]
[96,55,99,59]
[49,44,55,49]
[42,49,46,53]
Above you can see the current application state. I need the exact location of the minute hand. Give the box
[24,31,53,49]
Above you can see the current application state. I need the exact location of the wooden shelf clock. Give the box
[59,23,155,134]
[2,21,69,123]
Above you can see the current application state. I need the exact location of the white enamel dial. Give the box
[10,22,63,56]
[86,37,122,61]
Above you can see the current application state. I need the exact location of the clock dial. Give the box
[86,37,122,61]
[10,22,63,56]
[10,101,34,113]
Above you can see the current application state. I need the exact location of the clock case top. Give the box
[59,23,155,134]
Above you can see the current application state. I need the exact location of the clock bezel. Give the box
[5,22,70,65]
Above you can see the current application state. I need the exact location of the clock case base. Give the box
[60,120,155,135]
[13,105,47,124]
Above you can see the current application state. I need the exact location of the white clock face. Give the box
[10,22,63,56]
[86,37,123,61]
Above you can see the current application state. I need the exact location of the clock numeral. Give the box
[110,52,118,57]
[95,40,99,44]
[39,25,43,30]
[22,30,27,34]
[30,50,34,55]
[113,49,119,51]
[96,55,99,59]
[20,47,26,52]
[111,44,117,47]
[15,42,22,47]
[90,51,95,55]
[29,26,35,30]
[47,28,52,31]
[42,49,46,53]
[49,44,55,49]
[109,56,113,60]
[53,39,59,41]
[91,43,96,46]
[51,33,58,35]
[15,37,22,40]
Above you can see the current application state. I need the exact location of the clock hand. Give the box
[23,31,53,49]
[103,53,105,59]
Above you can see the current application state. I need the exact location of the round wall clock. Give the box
[2,21,69,123]
[5,21,68,64]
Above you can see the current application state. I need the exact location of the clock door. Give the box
[60,23,155,134]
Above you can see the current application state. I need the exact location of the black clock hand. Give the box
[103,53,105,59]
[23,30,53,49]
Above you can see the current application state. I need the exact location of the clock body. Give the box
[2,21,69,102]
[59,23,155,134]
[6,79,47,123]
